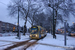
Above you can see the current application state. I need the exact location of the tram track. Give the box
[4,39,31,50]
[4,39,39,50]
[23,40,39,50]
[0,42,16,47]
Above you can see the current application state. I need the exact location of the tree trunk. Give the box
[23,10,29,35]
[50,21,53,35]
[23,24,27,35]
[53,10,57,39]
[55,10,57,32]
[23,0,29,35]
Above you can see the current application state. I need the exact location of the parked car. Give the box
[70,32,75,36]
[68,33,71,36]
[68,32,75,36]
[55,32,59,34]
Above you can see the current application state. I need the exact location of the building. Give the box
[0,21,17,33]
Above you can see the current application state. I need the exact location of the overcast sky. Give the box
[0,0,75,29]
[0,0,31,28]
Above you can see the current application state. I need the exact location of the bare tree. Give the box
[27,1,45,26]
[28,7,43,26]
[41,0,75,32]
[8,0,75,36]
[8,0,45,35]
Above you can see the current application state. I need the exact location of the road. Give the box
[71,36,75,37]
[66,48,75,50]
[58,33,75,38]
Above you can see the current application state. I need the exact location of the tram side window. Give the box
[41,30,42,34]
[41,29,44,34]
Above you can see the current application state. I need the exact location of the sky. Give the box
[0,0,31,27]
[0,0,75,29]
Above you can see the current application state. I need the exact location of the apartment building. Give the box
[0,21,17,33]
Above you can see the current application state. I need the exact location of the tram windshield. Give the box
[31,28,38,34]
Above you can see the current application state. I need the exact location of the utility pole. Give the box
[17,6,20,39]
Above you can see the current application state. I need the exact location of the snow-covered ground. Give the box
[0,33,75,50]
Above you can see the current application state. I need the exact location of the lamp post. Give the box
[17,6,20,39]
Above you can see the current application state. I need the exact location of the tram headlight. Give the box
[35,35,38,37]
[30,35,32,37]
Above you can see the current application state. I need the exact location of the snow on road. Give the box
[38,33,75,47]
[27,33,75,50]
[0,33,75,50]
[27,44,66,50]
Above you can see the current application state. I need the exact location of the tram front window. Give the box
[31,28,38,34]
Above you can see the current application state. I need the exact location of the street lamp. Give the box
[17,6,20,40]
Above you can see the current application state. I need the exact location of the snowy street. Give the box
[0,0,75,50]
[0,33,75,50]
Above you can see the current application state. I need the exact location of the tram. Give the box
[29,25,46,39]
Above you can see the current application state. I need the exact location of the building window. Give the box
[7,24,9,26]
[3,23,5,26]
[10,25,13,30]
[1,27,5,30]
[7,24,9,28]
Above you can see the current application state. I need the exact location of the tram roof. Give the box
[37,26,45,29]
[31,25,45,29]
